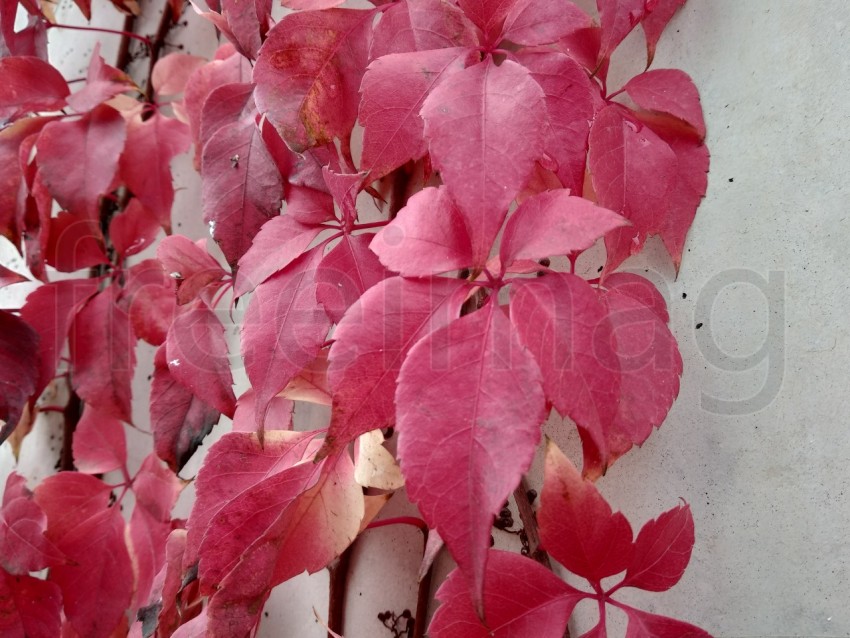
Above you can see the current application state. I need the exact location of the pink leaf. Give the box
[71,405,127,474]
[133,454,183,522]
[588,106,677,275]
[231,389,293,433]
[600,286,681,470]
[370,0,477,58]
[640,0,686,66]
[510,274,621,473]
[254,8,374,152]
[371,187,473,276]
[65,43,135,113]
[539,440,634,583]
[202,118,283,267]
[20,278,99,400]
[204,451,362,635]
[620,502,694,591]
[165,300,236,418]
[45,212,109,272]
[241,246,331,429]
[397,302,546,611]
[321,167,362,226]
[0,264,27,289]
[109,198,161,258]
[0,57,68,121]
[34,473,112,540]
[0,473,64,574]
[516,50,596,194]
[152,53,207,97]
[219,0,271,60]
[320,276,467,458]
[156,235,225,305]
[69,286,137,423]
[501,190,628,266]
[624,69,705,138]
[421,58,547,266]
[144,529,188,636]
[360,48,467,181]
[597,0,647,61]
[602,272,669,322]
[502,0,590,46]
[283,0,344,9]
[316,233,391,323]
[234,214,324,297]
[198,82,255,148]
[150,344,220,473]
[369,191,471,277]
[429,550,584,637]
[0,311,39,436]
[128,504,170,610]
[37,104,126,219]
[0,570,62,638]
[286,184,336,225]
[120,113,191,229]
[184,429,317,567]
[623,606,712,637]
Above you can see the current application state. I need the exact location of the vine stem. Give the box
[327,546,352,638]
[59,390,82,471]
[413,531,433,638]
[46,21,151,48]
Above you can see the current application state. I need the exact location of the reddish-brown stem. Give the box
[327,546,352,637]
[46,22,151,48]
[143,2,181,106]
[365,516,429,533]
[351,220,389,230]
[414,537,433,638]
[513,476,551,570]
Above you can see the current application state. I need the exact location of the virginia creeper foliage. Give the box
[0,0,710,635]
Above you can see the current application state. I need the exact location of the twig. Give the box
[59,391,82,471]
[413,537,433,638]
[327,546,352,638]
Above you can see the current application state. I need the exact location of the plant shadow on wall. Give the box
[0,0,711,636]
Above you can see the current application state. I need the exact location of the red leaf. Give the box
[45,212,109,272]
[71,405,127,474]
[360,47,467,181]
[109,198,161,258]
[456,0,518,47]
[0,473,64,574]
[128,504,170,611]
[165,300,236,418]
[37,104,126,219]
[48,508,133,638]
[184,430,318,568]
[156,235,225,305]
[286,184,336,226]
[320,276,467,458]
[371,187,473,276]
[231,389,293,433]
[219,0,271,60]
[19,278,99,402]
[623,606,712,637]
[620,502,694,591]
[602,272,669,322]
[65,43,135,113]
[122,259,176,345]
[198,82,255,149]
[539,440,634,582]
[429,550,584,637]
[502,0,590,46]
[241,246,331,429]
[0,310,39,436]
[516,50,596,194]
[35,474,133,638]
[597,0,647,61]
[204,451,362,636]
[397,302,546,611]
[69,287,137,423]
[0,57,68,122]
[120,113,191,229]
[315,233,391,323]
[421,58,547,266]
[370,0,477,58]
[283,0,344,9]
[150,344,220,473]
[143,529,188,636]
[0,570,62,638]
[202,118,283,267]
[133,454,183,522]
[254,8,373,152]
[510,274,621,472]
[600,286,681,469]
[588,106,677,275]
[501,190,628,266]
[640,0,686,67]
[234,214,324,297]
[624,69,705,138]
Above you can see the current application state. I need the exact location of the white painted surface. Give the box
[2,1,849,636]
